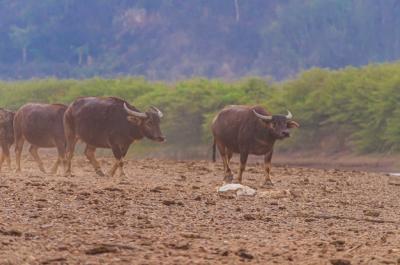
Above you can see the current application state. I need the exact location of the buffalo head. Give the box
[124,103,166,142]
[253,109,300,139]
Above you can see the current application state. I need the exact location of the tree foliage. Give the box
[1,63,399,156]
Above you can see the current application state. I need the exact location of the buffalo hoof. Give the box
[95,169,105,177]
[62,171,72,177]
[260,180,274,188]
[223,174,234,184]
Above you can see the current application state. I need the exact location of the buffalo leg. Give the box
[108,159,124,177]
[0,150,4,172]
[84,145,104,176]
[0,144,7,172]
[118,145,130,177]
[109,145,126,177]
[262,150,274,186]
[1,144,11,171]
[227,149,233,164]
[119,160,126,177]
[64,113,77,176]
[14,137,24,172]
[51,157,61,174]
[238,151,248,183]
[64,138,77,176]
[5,146,11,169]
[29,145,46,173]
[108,160,122,177]
[51,139,66,174]
[216,141,233,183]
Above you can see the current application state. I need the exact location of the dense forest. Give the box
[1,63,400,157]
[1,0,400,80]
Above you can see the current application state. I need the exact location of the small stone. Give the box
[166,241,190,250]
[221,250,229,256]
[236,249,254,260]
[193,195,201,201]
[205,199,216,205]
[243,214,257,221]
[388,248,400,254]
[0,229,22,237]
[363,210,380,217]
[330,258,351,265]
[150,186,168,193]
[162,200,176,206]
[331,240,345,246]
[85,246,117,255]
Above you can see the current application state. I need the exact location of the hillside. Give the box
[1,0,400,80]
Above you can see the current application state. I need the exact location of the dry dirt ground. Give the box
[0,155,400,265]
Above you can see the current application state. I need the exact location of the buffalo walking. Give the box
[14,103,68,173]
[212,105,299,186]
[63,96,165,177]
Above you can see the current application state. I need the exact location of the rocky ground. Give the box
[0,155,399,264]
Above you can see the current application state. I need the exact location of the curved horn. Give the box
[123,103,147,118]
[286,110,293,120]
[151,106,163,118]
[253,109,272,121]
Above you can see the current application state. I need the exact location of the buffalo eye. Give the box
[262,120,274,128]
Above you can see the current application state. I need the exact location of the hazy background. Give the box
[1,0,400,80]
[1,0,400,168]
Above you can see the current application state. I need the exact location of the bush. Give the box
[1,62,400,156]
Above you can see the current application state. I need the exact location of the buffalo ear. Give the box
[287,120,300,128]
[127,115,143,125]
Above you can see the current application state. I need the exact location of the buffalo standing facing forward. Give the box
[211,105,299,186]
[14,103,67,173]
[63,97,165,177]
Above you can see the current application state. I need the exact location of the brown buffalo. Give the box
[63,97,165,177]
[211,105,299,186]
[0,108,15,172]
[14,103,68,173]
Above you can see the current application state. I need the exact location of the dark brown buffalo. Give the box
[14,103,68,173]
[211,105,299,186]
[0,108,15,172]
[63,97,165,177]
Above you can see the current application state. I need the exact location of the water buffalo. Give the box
[14,103,68,173]
[0,108,15,172]
[63,96,165,177]
[211,105,299,186]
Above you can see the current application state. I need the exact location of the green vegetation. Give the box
[1,62,399,157]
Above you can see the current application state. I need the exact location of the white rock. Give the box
[218,183,244,192]
[218,183,257,196]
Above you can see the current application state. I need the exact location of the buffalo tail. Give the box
[212,139,216,162]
